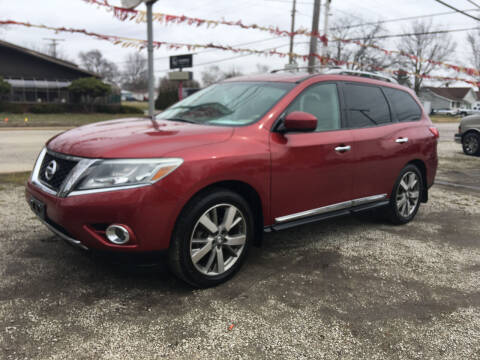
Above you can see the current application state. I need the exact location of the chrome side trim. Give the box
[351,194,387,207]
[275,200,352,223]
[275,194,387,223]
[37,217,89,251]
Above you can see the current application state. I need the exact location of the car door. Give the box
[340,82,420,200]
[270,82,354,225]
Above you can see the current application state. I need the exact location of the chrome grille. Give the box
[38,152,78,191]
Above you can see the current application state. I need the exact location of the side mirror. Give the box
[283,111,317,132]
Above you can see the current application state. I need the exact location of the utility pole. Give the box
[146,0,157,118]
[288,0,297,65]
[307,0,321,73]
[43,38,65,58]
[320,0,331,68]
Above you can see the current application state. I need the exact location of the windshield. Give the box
[157,82,294,126]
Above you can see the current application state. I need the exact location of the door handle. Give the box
[334,145,351,152]
[395,137,409,143]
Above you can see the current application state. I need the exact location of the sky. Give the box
[1,0,480,86]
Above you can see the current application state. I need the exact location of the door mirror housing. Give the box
[283,111,317,132]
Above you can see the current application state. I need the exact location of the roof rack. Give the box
[270,65,397,84]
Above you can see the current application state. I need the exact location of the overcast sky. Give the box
[1,0,479,85]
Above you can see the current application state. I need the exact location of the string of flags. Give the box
[82,0,480,78]
[1,19,479,86]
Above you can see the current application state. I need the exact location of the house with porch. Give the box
[418,87,478,111]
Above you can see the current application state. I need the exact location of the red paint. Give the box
[26,74,438,252]
[283,111,317,131]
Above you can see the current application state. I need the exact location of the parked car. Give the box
[26,72,439,287]
[457,108,480,117]
[455,114,480,156]
[432,108,459,116]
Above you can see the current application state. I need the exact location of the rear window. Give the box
[384,87,422,122]
[343,84,391,128]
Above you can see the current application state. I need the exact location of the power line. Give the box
[341,26,479,41]
[433,0,480,21]
[330,8,480,31]
[467,0,480,9]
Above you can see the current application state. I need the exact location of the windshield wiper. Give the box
[164,117,198,124]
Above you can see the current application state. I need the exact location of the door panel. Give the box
[270,130,355,220]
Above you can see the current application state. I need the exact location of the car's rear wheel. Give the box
[462,132,480,156]
[386,165,422,225]
[168,188,253,288]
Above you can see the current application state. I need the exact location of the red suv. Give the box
[26,73,438,287]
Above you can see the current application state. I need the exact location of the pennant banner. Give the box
[83,0,480,78]
[1,19,478,87]
[82,0,328,45]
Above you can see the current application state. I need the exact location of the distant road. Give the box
[0,128,67,173]
[0,122,459,173]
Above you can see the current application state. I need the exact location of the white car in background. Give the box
[433,108,460,116]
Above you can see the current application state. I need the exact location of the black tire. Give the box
[462,132,480,156]
[386,165,423,225]
[168,188,254,288]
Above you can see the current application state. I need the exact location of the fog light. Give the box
[105,224,131,245]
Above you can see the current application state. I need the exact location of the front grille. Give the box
[39,152,78,191]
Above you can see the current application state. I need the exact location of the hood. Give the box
[47,118,234,158]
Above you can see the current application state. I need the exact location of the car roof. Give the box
[223,73,313,83]
[223,73,415,94]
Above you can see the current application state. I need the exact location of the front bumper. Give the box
[454,133,462,143]
[25,179,182,252]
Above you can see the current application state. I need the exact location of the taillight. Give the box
[429,127,439,139]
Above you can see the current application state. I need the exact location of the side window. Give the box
[384,87,422,122]
[287,83,341,132]
[343,84,391,128]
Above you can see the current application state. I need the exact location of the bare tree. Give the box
[79,49,119,84]
[201,65,243,87]
[327,15,394,72]
[396,20,456,94]
[121,52,148,92]
[467,29,480,80]
[255,63,270,73]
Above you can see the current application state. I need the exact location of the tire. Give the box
[386,165,423,225]
[462,132,480,156]
[168,188,254,288]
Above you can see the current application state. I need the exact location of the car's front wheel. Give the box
[168,188,253,288]
[462,132,480,156]
[386,165,423,225]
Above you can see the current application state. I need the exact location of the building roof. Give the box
[424,87,473,101]
[0,39,98,79]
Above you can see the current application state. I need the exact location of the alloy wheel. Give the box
[190,203,247,276]
[464,134,479,155]
[396,171,420,218]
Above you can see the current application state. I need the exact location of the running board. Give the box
[265,199,390,232]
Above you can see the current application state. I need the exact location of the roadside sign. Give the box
[168,71,193,81]
[170,54,193,70]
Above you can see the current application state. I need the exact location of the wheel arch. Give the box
[177,180,265,246]
[462,128,480,139]
[406,159,428,203]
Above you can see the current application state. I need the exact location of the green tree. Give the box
[68,77,111,111]
[0,76,11,101]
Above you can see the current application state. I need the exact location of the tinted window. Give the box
[384,87,422,122]
[343,84,391,128]
[287,83,340,131]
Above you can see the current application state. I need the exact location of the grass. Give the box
[0,113,144,127]
[122,101,149,111]
[430,115,461,123]
[0,172,30,189]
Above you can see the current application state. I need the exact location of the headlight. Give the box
[73,158,183,192]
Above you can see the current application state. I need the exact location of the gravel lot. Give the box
[1,140,479,359]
